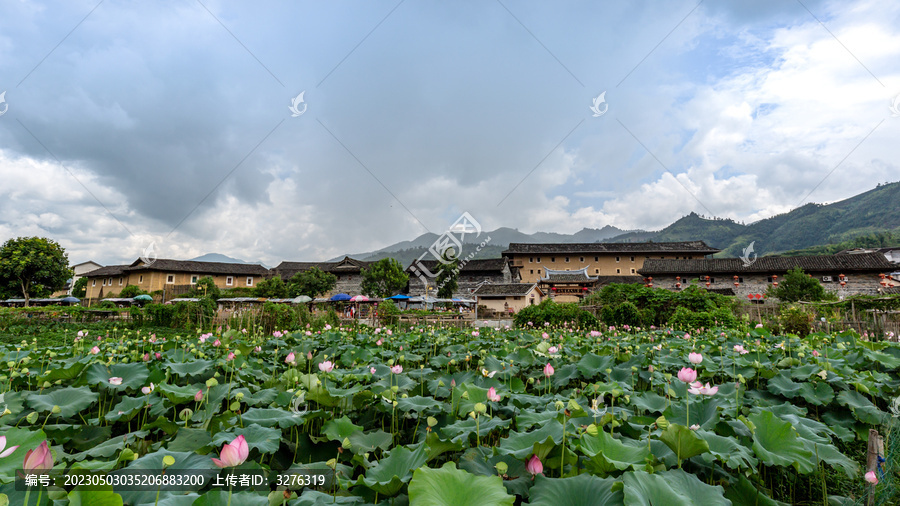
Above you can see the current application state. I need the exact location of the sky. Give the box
[1,0,898,267]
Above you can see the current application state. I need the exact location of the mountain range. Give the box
[333,181,900,266]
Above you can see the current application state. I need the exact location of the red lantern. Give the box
[705,282,711,288]
[733,275,739,282]
[676,276,681,282]
[840,281,846,287]
[582,287,588,291]
[734,282,739,288]
[675,282,681,289]
[773,281,778,287]
[839,273,845,281]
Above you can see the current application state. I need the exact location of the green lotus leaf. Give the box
[577,353,614,379]
[26,386,98,418]
[293,490,365,505]
[323,415,363,442]
[723,474,787,506]
[496,420,564,459]
[408,462,514,506]
[211,424,282,455]
[767,373,800,399]
[748,410,813,472]
[168,428,213,453]
[396,395,443,412]
[157,383,203,405]
[623,469,731,506]
[104,395,147,423]
[526,474,624,506]
[798,382,834,406]
[347,430,393,454]
[696,431,757,470]
[359,443,428,496]
[579,429,651,473]
[165,359,215,378]
[659,424,710,463]
[239,407,308,429]
[441,416,510,443]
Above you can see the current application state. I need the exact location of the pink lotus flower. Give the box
[450,379,456,388]
[391,365,403,374]
[399,346,403,351]
[688,382,719,396]
[324,324,332,330]
[23,441,53,472]
[812,350,820,357]
[142,353,150,362]
[590,330,601,337]
[755,323,764,328]
[273,331,283,338]
[90,346,100,355]
[77,330,84,338]
[211,435,249,468]
[195,390,204,402]
[141,383,155,395]
[481,369,497,378]
[733,345,749,355]
[548,346,559,354]
[543,363,555,377]
[285,352,296,365]
[690,424,700,430]
[155,352,162,360]
[487,387,501,402]
[688,352,703,364]
[865,470,878,484]
[370,367,376,374]
[226,352,235,361]
[307,351,313,360]
[526,454,543,476]
[0,436,19,458]
[472,331,479,337]
[386,329,392,335]
[318,361,334,373]
[376,339,383,346]
[541,332,549,339]
[684,333,691,339]
[254,346,261,352]
[213,339,221,347]
[109,377,123,386]
[677,367,697,383]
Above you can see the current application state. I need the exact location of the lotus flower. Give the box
[733,345,749,355]
[688,352,703,364]
[23,441,53,472]
[541,332,549,339]
[812,350,820,357]
[376,339,383,346]
[273,331,283,338]
[690,424,700,430]
[677,367,697,383]
[688,382,719,396]
[481,369,497,378]
[213,339,221,347]
[865,470,878,484]
[307,351,313,360]
[548,346,558,354]
[543,363,555,377]
[0,436,19,458]
[108,377,123,386]
[755,323,764,328]
[526,454,543,476]
[90,346,100,354]
[195,390,204,402]
[142,353,150,362]
[141,383,155,395]
[285,352,296,365]
[487,387,501,402]
[391,365,403,374]
[211,435,249,468]
[472,331,479,337]
[324,324,332,330]
[318,361,334,373]
[370,367,376,374]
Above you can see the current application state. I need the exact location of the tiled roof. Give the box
[638,253,895,275]
[274,257,374,278]
[473,283,537,296]
[410,258,508,273]
[540,267,596,283]
[595,275,644,285]
[503,241,719,255]
[127,259,269,276]
[83,265,129,277]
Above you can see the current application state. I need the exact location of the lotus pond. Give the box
[0,323,898,505]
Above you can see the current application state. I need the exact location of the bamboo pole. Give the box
[866,428,881,506]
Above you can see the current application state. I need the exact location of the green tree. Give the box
[72,277,88,298]
[254,276,288,298]
[768,267,826,302]
[188,276,221,300]
[287,267,337,298]
[361,258,409,298]
[119,284,147,298]
[435,249,459,299]
[0,237,71,306]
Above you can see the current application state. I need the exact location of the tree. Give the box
[119,284,147,298]
[186,276,220,300]
[0,237,71,306]
[72,277,88,298]
[287,267,337,298]
[768,267,826,302]
[435,249,459,299]
[361,258,409,298]
[254,276,288,298]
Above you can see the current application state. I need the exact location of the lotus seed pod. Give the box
[427,417,438,427]
[163,455,176,467]
[234,392,245,400]
[26,412,39,424]
[585,424,599,436]
[6,361,14,368]
[206,378,219,388]
[326,458,337,469]
[42,381,51,389]
[656,416,669,430]
[474,403,487,414]
[342,438,352,450]
[495,462,508,475]
[230,401,241,411]
[51,405,62,414]
[391,386,399,393]
[555,401,565,411]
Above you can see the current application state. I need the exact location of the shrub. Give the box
[601,301,643,327]
[514,299,599,329]
[779,305,813,337]
[377,299,400,325]
[668,306,738,330]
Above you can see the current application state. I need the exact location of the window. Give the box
[630,268,635,274]
[595,269,599,274]
[594,256,599,261]
[166,275,175,284]
[616,268,621,274]
[139,275,143,283]
[536,257,541,262]
[530,269,534,274]
[537,269,542,274]
[107,277,113,286]
[92,280,96,287]
[226,276,234,286]
[616,256,620,262]
[102,279,106,286]
[580,257,584,262]
[630,256,635,262]
[565,257,570,263]
[191,275,199,284]
[246,277,254,286]
[118,277,123,285]
[529,257,533,263]
[551,257,555,262]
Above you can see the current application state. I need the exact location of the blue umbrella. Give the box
[388,294,410,300]
[330,293,352,301]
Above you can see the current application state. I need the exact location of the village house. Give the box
[637,252,898,298]
[472,282,544,317]
[502,241,720,284]
[405,258,518,298]
[51,260,103,297]
[82,258,269,302]
[273,256,374,296]
[837,247,900,264]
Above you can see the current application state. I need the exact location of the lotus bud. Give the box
[326,458,337,469]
